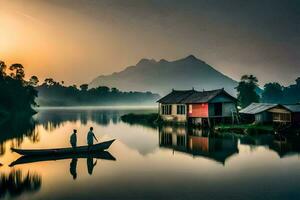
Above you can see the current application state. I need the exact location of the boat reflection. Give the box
[0,170,41,198]
[159,126,239,165]
[10,151,116,180]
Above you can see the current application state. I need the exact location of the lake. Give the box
[1,107,300,200]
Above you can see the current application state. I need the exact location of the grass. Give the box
[215,123,274,134]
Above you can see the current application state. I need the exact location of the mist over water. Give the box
[1,108,300,200]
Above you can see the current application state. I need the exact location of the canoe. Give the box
[9,151,116,167]
[11,139,115,156]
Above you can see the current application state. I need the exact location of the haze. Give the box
[0,0,299,86]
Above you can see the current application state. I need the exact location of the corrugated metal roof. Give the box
[157,89,236,103]
[239,103,277,114]
[283,104,300,112]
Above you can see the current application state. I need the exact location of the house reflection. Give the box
[159,126,239,165]
[240,134,300,158]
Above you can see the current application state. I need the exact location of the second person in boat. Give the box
[87,127,98,149]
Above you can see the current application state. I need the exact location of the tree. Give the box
[236,74,260,108]
[9,63,25,80]
[261,82,283,103]
[0,60,6,77]
[44,78,55,86]
[96,86,110,93]
[111,87,120,93]
[80,84,89,91]
[29,76,39,86]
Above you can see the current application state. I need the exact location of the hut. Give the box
[240,103,300,124]
[157,89,238,126]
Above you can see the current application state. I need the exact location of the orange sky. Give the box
[1,0,299,86]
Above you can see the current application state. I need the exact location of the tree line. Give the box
[236,75,300,108]
[0,60,159,116]
[36,79,160,106]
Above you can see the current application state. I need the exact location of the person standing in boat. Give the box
[87,127,98,148]
[70,129,77,148]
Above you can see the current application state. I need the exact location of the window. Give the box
[189,105,193,114]
[177,105,186,115]
[162,104,172,115]
[273,113,291,122]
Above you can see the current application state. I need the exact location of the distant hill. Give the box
[90,55,238,96]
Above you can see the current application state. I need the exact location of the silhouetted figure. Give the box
[87,127,98,147]
[87,156,97,175]
[70,129,77,148]
[69,158,78,180]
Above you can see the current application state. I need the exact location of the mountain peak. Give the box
[136,58,156,66]
[185,54,197,60]
[90,55,238,96]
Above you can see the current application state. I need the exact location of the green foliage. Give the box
[236,75,260,108]
[120,113,159,128]
[261,77,300,104]
[261,82,283,103]
[0,61,38,115]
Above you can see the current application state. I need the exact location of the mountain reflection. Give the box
[0,170,41,199]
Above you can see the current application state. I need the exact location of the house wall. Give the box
[254,112,272,124]
[188,103,209,118]
[209,102,237,117]
[159,103,187,122]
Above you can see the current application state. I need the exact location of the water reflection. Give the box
[159,126,239,164]
[70,158,77,179]
[159,125,300,164]
[0,116,39,153]
[0,170,41,198]
[240,134,300,158]
[10,151,116,181]
[36,108,153,132]
[1,109,300,200]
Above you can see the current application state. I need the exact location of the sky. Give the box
[0,0,299,86]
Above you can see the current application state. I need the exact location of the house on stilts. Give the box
[157,88,238,126]
[240,103,300,125]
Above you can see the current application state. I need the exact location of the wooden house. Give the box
[240,103,300,124]
[157,89,238,126]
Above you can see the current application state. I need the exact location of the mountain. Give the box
[90,55,238,96]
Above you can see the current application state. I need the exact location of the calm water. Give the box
[1,108,300,200]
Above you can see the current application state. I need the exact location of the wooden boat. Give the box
[11,139,115,156]
[9,151,116,167]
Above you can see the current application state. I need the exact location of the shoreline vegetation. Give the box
[36,79,159,106]
[120,113,300,135]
